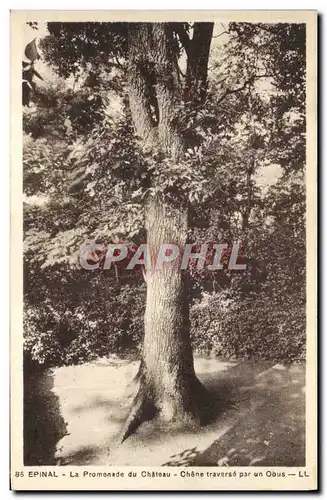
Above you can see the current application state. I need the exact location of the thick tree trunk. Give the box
[142,197,200,420]
[120,22,213,442]
[120,197,211,442]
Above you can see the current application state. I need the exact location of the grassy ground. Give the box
[24,356,305,466]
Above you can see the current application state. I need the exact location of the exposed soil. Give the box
[24,356,305,467]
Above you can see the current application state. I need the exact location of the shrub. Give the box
[190,290,305,362]
[24,268,145,371]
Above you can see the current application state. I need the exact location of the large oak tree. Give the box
[38,22,215,440]
[24,21,305,441]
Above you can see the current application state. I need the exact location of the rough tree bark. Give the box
[120,22,213,442]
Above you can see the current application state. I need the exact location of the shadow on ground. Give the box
[24,370,68,465]
[23,357,305,466]
[162,360,305,467]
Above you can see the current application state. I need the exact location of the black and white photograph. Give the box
[10,10,317,491]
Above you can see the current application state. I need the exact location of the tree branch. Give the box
[212,30,229,39]
[173,23,191,57]
[113,55,124,69]
[184,22,214,105]
[217,73,276,105]
[220,22,229,33]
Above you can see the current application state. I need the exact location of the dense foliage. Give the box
[23,22,306,370]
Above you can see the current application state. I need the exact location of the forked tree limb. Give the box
[217,73,276,105]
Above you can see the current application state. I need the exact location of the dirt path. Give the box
[24,357,305,466]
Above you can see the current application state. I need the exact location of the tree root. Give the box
[118,373,219,443]
[119,386,156,444]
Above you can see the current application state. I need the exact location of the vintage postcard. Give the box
[10,10,317,491]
